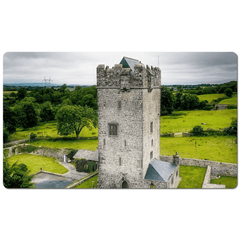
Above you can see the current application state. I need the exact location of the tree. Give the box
[180,93,199,110]
[40,101,55,122]
[174,89,183,110]
[224,88,233,97]
[3,105,17,134]
[17,87,27,100]
[161,86,175,115]
[14,102,38,128]
[191,126,204,136]
[56,105,97,139]
[3,159,34,188]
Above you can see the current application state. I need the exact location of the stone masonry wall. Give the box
[33,147,68,161]
[160,155,237,177]
[97,62,162,188]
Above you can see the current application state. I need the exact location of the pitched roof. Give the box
[120,56,140,74]
[73,149,98,162]
[144,159,177,182]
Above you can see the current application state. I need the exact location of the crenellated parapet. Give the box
[97,63,161,91]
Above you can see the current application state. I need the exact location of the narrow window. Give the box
[171,177,174,185]
[103,139,106,145]
[124,140,126,147]
[150,122,153,133]
[118,100,121,110]
[151,139,153,146]
[150,151,153,159]
[109,124,117,136]
[176,170,178,177]
[119,157,121,166]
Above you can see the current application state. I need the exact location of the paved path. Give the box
[60,162,88,180]
[4,139,28,147]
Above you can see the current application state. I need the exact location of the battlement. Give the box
[97,63,161,90]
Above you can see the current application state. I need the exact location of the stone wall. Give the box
[32,147,68,161]
[160,155,237,177]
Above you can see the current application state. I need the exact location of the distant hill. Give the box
[3,83,92,87]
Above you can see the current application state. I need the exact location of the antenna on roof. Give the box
[158,55,159,68]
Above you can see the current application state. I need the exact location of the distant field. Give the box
[210,176,237,189]
[7,154,68,175]
[3,91,18,94]
[160,135,237,164]
[30,139,98,151]
[177,165,206,188]
[161,109,237,134]
[218,93,237,106]
[198,93,226,103]
[11,120,98,141]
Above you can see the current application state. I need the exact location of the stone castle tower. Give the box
[97,57,179,188]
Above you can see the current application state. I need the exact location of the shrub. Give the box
[191,126,204,136]
[224,88,233,97]
[203,104,214,110]
[75,158,97,173]
[30,132,37,142]
[67,149,78,160]
[224,117,237,136]
[227,105,237,109]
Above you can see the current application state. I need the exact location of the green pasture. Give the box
[30,139,98,151]
[161,109,237,134]
[11,120,98,141]
[7,154,68,175]
[218,93,237,106]
[74,175,98,188]
[160,135,237,164]
[177,165,207,188]
[210,176,237,189]
[197,93,226,103]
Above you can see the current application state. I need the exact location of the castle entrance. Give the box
[122,181,128,188]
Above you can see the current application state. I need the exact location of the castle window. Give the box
[103,139,106,145]
[150,122,153,133]
[119,157,121,166]
[176,170,178,177]
[151,139,153,146]
[171,177,174,185]
[109,123,118,136]
[118,100,121,110]
[124,140,126,147]
[150,151,153,159]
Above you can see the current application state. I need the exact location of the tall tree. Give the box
[161,86,175,115]
[56,105,97,139]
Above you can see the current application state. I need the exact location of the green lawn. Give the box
[210,176,237,189]
[198,93,226,103]
[160,135,237,164]
[74,175,98,188]
[161,109,237,134]
[177,165,207,188]
[7,154,69,175]
[10,120,98,141]
[218,93,237,106]
[30,139,98,151]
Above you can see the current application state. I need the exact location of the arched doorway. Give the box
[122,181,128,188]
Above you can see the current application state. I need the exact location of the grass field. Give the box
[30,139,98,151]
[198,93,226,103]
[7,154,69,175]
[10,120,98,141]
[160,135,237,164]
[74,175,98,188]
[210,176,237,189]
[177,165,207,188]
[218,93,237,106]
[161,109,237,134]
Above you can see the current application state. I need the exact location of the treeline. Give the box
[161,81,236,115]
[3,85,98,143]
[180,81,237,95]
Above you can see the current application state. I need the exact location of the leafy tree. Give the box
[224,117,237,135]
[174,89,183,110]
[180,93,199,110]
[3,123,10,143]
[56,105,97,139]
[14,102,39,128]
[59,84,67,93]
[17,87,27,100]
[3,105,17,134]
[40,101,54,122]
[10,92,17,98]
[43,93,51,102]
[3,159,34,188]
[224,88,233,97]
[161,86,175,115]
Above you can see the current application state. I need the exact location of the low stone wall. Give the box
[160,155,237,177]
[202,166,225,188]
[32,147,68,162]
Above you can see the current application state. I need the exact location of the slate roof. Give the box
[73,149,98,162]
[145,159,177,182]
[120,56,140,74]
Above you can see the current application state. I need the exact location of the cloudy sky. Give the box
[3,52,237,85]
